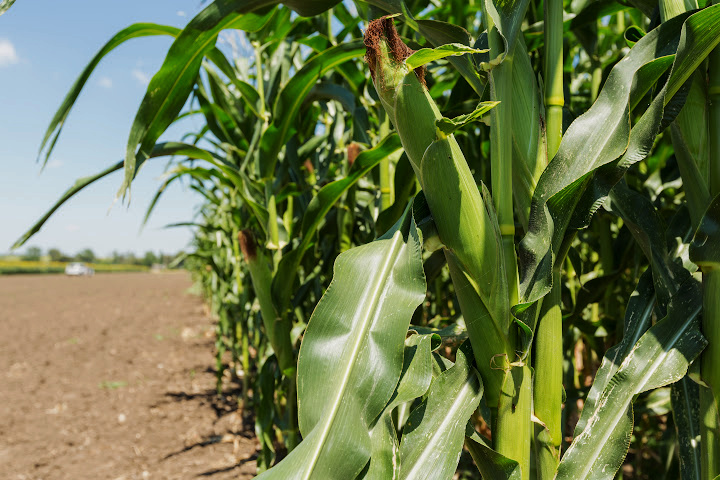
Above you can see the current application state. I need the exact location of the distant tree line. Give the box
[20,246,180,267]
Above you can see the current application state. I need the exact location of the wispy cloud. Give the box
[0,38,19,67]
[98,76,112,89]
[132,69,150,86]
[177,10,186,17]
[46,159,64,169]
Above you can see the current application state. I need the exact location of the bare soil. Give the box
[0,272,257,480]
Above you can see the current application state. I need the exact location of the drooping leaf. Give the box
[671,376,703,480]
[13,142,219,249]
[121,3,277,197]
[557,279,706,479]
[517,8,720,348]
[573,270,656,437]
[204,47,266,120]
[607,182,692,307]
[0,0,16,16]
[37,23,181,166]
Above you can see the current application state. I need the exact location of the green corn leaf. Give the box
[557,278,706,479]
[690,193,720,269]
[278,0,342,16]
[398,342,484,480]
[204,67,249,145]
[672,376,703,480]
[0,0,16,16]
[405,44,488,70]
[510,34,544,230]
[305,83,357,113]
[482,0,531,64]
[121,4,277,198]
[607,182,693,307]
[435,101,499,136]
[37,23,181,167]
[357,333,441,479]
[573,270,656,437]
[359,414,399,480]
[271,134,403,312]
[517,8,720,347]
[204,48,266,120]
[258,40,366,178]
[465,426,522,480]
[415,19,488,95]
[255,205,425,479]
[141,172,185,229]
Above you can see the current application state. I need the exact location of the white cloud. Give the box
[0,38,19,67]
[132,69,150,86]
[98,76,112,89]
[46,159,64,169]
[177,10,186,17]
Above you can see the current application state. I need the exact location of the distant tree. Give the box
[143,251,159,267]
[47,248,63,262]
[76,248,96,263]
[22,246,42,261]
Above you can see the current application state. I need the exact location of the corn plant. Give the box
[14,0,720,478]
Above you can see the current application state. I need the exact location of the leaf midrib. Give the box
[564,303,701,478]
[401,372,477,479]
[303,231,407,479]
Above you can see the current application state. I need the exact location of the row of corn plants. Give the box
[14,0,720,477]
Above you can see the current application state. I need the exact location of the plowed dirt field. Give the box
[0,272,256,480]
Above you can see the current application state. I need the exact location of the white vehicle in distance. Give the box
[64,262,95,276]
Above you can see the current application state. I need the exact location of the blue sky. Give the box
[0,1,213,257]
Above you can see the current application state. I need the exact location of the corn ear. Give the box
[365,17,513,408]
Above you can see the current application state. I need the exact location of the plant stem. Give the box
[379,113,393,210]
[533,0,564,476]
[534,268,563,478]
[701,271,720,480]
[488,28,519,304]
[487,13,531,479]
[701,28,720,480]
[544,0,564,161]
[253,42,267,123]
[231,229,251,410]
[239,230,298,449]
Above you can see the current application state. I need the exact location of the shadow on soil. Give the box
[197,453,259,477]
[157,364,258,476]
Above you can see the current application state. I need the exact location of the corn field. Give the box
[14,0,720,478]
